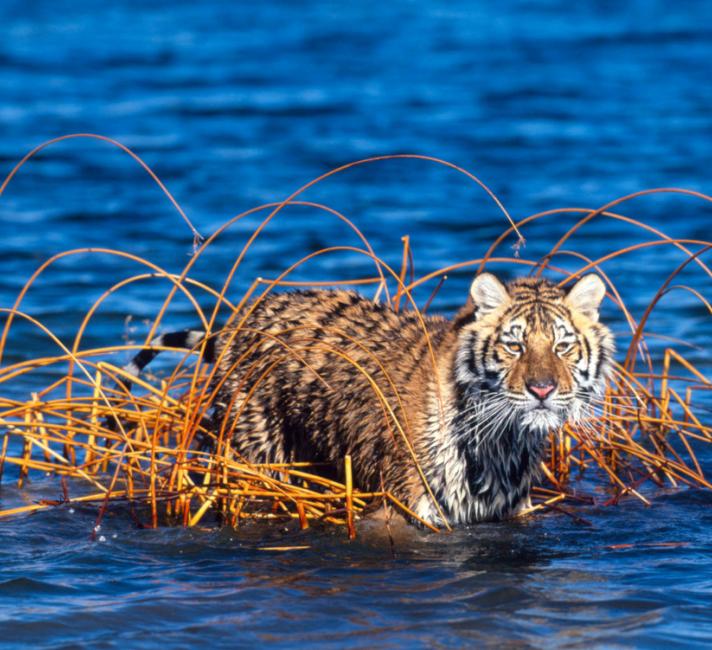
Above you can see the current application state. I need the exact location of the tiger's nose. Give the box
[526,380,557,401]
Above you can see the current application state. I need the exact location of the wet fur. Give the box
[206,275,614,526]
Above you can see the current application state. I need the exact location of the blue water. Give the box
[1,1,712,647]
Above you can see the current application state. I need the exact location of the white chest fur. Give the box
[415,386,538,526]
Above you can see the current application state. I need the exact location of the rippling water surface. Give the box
[1,1,711,647]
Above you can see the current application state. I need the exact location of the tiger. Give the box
[117,272,614,526]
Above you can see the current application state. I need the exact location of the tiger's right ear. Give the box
[469,273,510,318]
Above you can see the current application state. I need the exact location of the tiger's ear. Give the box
[565,274,606,321]
[469,273,510,318]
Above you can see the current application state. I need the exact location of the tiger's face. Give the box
[455,273,615,433]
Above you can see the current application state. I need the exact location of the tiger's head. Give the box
[454,273,615,433]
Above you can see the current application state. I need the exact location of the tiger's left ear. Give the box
[565,274,606,321]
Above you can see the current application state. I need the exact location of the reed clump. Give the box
[0,135,710,538]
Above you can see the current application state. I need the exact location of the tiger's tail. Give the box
[117,329,217,392]
[103,328,218,439]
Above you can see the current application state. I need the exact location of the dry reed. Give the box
[0,135,710,540]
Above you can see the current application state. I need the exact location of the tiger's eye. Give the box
[506,343,523,354]
[555,342,572,355]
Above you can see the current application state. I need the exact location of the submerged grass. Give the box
[0,134,710,539]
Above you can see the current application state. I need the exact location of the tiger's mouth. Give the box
[470,383,578,433]
[516,395,573,432]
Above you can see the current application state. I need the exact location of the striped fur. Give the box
[121,273,614,526]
